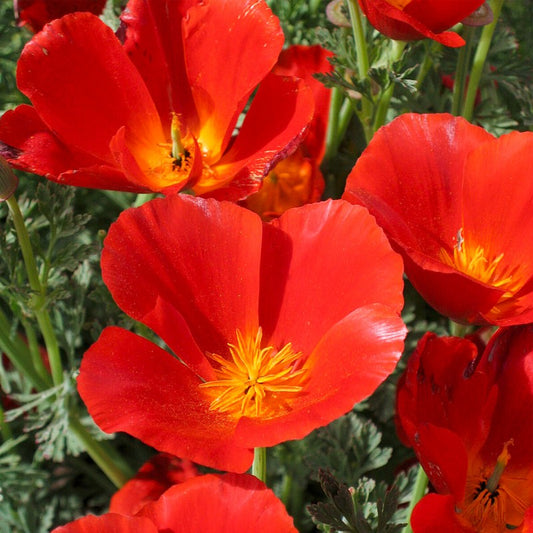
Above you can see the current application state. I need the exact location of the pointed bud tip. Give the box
[0,156,18,202]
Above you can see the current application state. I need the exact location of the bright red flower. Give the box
[110,454,198,516]
[396,327,533,532]
[14,0,106,33]
[53,473,298,532]
[0,0,313,200]
[343,113,533,326]
[77,196,406,472]
[358,0,485,47]
[242,45,332,219]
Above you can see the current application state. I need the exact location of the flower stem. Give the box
[347,0,373,142]
[451,25,476,116]
[6,195,63,386]
[372,40,407,132]
[462,0,505,121]
[252,447,267,483]
[401,465,428,533]
[69,418,133,488]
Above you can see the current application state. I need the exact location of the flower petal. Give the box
[52,514,158,533]
[77,327,254,472]
[101,195,262,366]
[260,199,404,356]
[140,474,297,533]
[411,494,471,533]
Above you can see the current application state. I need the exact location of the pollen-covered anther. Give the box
[199,328,308,419]
[440,228,524,296]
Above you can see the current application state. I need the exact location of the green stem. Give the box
[0,403,12,441]
[22,319,50,384]
[252,447,267,483]
[462,0,505,121]
[416,41,441,89]
[372,40,407,132]
[324,89,355,162]
[347,0,373,142]
[451,26,476,116]
[280,472,293,508]
[6,196,63,386]
[69,418,133,488]
[401,465,428,533]
[101,190,134,210]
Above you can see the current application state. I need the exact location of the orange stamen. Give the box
[199,328,308,419]
[385,0,412,9]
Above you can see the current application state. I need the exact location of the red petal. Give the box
[51,514,158,533]
[140,474,297,533]
[183,0,284,161]
[236,304,406,446]
[197,74,314,200]
[260,200,404,357]
[17,13,163,164]
[77,327,254,472]
[411,494,472,533]
[102,196,263,360]
[110,454,198,516]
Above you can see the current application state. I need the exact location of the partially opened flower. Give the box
[358,0,485,47]
[14,0,106,33]
[243,45,332,219]
[78,196,406,472]
[0,0,313,200]
[344,113,533,326]
[110,454,198,516]
[53,473,297,532]
[396,327,533,532]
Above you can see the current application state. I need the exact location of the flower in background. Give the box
[78,196,406,472]
[242,45,332,220]
[396,327,533,532]
[357,0,486,47]
[0,0,313,200]
[344,113,533,326]
[110,454,198,516]
[53,473,298,532]
[14,0,106,33]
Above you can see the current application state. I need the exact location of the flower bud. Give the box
[0,156,18,202]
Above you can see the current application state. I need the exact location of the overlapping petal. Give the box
[78,196,406,472]
[0,0,313,199]
[358,0,485,46]
[344,113,533,325]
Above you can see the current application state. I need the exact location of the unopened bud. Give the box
[462,2,494,27]
[326,0,351,28]
[0,155,18,202]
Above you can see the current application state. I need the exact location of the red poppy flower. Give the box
[14,0,106,33]
[53,473,298,532]
[396,327,533,532]
[242,45,332,219]
[77,196,406,472]
[358,0,485,47]
[0,0,313,200]
[110,454,198,516]
[343,113,533,326]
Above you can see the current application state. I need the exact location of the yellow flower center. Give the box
[460,441,526,532]
[199,328,308,419]
[439,228,522,295]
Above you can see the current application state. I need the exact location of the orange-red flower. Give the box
[77,196,406,472]
[344,113,533,326]
[53,473,298,532]
[358,0,485,47]
[396,328,533,532]
[242,45,332,219]
[14,0,106,33]
[110,454,198,516]
[0,0,313,200]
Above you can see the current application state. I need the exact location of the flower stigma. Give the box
[199,328,308,419]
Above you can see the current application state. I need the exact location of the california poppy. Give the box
[110,454,198,516]
[53,473,298,532]
[14,0,106,33]
[344,113,533,326]
[396,328,533,532]
[243,44,332,219]
[0,0,313,200]
[358,0,486,47]
[77,196,406,472]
